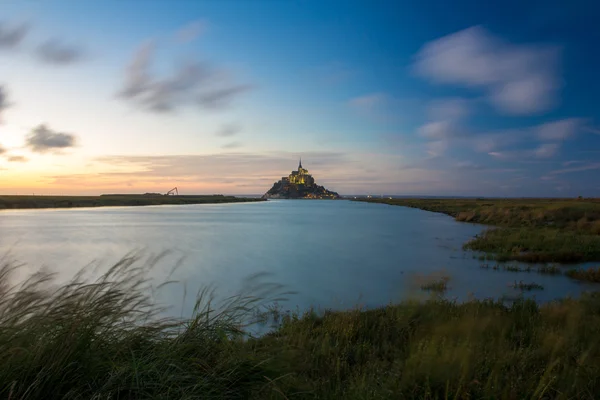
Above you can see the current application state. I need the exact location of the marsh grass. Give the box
[3,257,600,399]
[538,264,562,275]
[420,277,449,293]
[566,267,600,283]
[0,194,263,210]
[512,280,544,291]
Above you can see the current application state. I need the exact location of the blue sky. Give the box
[0,0,599,196]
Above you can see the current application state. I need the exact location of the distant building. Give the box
[288,158,315,186]
[262,158,339,199]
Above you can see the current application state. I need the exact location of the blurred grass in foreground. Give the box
[1,255,600,399]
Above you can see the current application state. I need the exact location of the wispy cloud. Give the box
[118,36,252,113]
[0,21,29,49]
[425,140,448,157]
[26,124,77,153]
[550,162,600,175]
[562,160,586,167]
[215,123,242,137]
[0,85,11,123]
[533,143,559,158]
[583,126,600,135]
[413,26,561,115]
[349,92,387,111]
[535,118,583,141]
[175,20,207,43]
[6,155,27,162]
[488,143,559,160]
[36,39,85,65]
[221,141,242,149]
[427,97,471,121]
[310,62,357,86]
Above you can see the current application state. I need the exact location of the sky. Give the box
[0,0,599,197]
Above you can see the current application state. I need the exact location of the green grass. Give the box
[512,280,544,291]
[0,194,264,210]
[3,257,600,399]
[420,276,449,293]
[538,264,562,275]
[357,198,600,263]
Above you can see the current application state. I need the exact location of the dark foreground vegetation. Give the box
[2,256,600,399]
[0,194,263,210]
[358,198,600,264]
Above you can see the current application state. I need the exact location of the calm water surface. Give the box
[0,200,594,317]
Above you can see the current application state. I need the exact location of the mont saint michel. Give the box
[262,159,340,199]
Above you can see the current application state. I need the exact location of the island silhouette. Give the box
[262,159,340,199]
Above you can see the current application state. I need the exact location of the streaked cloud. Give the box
[6,155,27,162]
[535,118,583,141]
[26,124,77,153]
[221,141,242,149]
[310,62,357,86]
[488,143,560,160]
[349,92,387,111]
[425,140,447,157]
[0,85,11,122]
[118,36,252,113]
[426,97,471,121]
[0,21,28,49]
[550,162,600,175]
[175,20,208,43]
[36,39,85,65]
[414,26,561,115]
[216,123,242,137]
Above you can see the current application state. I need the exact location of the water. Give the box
[0,200,595,318]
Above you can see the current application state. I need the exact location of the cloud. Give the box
[550,162,600,175]
[488,143,559,160]
[582,126,600,135]
[118,38,252,113]
[6,155,27,162]
[221,141,242,149]
[413,26,561,115]
[427,97,471,121]
[197,84,253,110]
[175,20,207,43]
[216,123,242,137]
[0,85,11,122]
[425,140,447,157]
[455,161,486,170]
[25,124,77,153]
[418,121,456,140]
[562,160,586,167]
[535,118,582,141]
[36,39,85,65]
[472,131,521,153]
[310,62,357,86]
[349,93,387,111]
[0,21,28,49]
[533,143,559,158]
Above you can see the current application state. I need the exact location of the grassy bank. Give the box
[358,198,600,263]
[0,194,264,210]
[2,257,600,399]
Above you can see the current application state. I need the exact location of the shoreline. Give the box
[0,195,265,211]
[355,197,600,264]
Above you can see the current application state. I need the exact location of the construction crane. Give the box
[165,187,179,196]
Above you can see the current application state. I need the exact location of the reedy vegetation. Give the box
[1,256,600,399]
[0,194,263,210]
